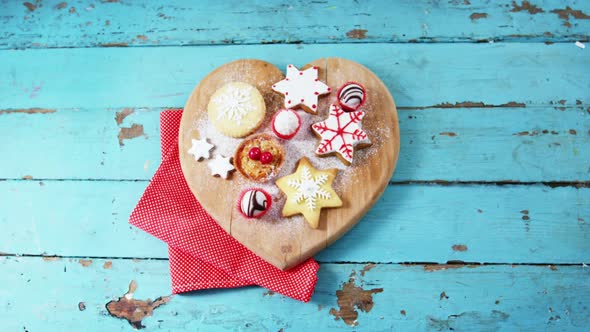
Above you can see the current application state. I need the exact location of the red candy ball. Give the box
[260,152,273,164]
[248,147,261,160]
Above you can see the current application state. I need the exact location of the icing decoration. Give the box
[207,155,234,179]
[272,109,301,140]
[187,137,214,161]
[260,151,273,164]
[311,104,371,165]
[337,81,366,111]
[248,147,261,160]
[271,65,331,113]
[276,157,342,229]
[214,84,254,123]
[238,188,271,219]
[207,82,266,138]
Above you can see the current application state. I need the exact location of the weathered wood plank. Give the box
[1,106,588,182]
[1,0,589,49]
[0,43,588,109]
[1,181,588,264]
[1,257,588,331]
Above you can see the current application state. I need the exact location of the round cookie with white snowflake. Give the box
[207,82,266,138]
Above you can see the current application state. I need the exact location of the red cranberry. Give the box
[260,152,273,164]
[248,147,261,160]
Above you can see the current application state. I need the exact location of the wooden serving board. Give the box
[179,58,399,270]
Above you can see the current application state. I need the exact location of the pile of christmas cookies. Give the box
[187,64,371,229]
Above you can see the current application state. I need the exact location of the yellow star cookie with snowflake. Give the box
[276,157,342,229]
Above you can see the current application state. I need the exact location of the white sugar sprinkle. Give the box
[192,83,389,234]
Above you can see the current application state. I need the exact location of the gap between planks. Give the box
[0,253,585,268]
[2,178,589,188]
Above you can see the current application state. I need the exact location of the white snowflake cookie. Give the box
[207,82,266,138]
[312,103,371,165]
[276,157,342,229]
[271,64,331,114]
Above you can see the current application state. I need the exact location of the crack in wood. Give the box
[0,108,56,115]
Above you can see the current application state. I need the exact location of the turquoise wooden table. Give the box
[1,1,589,330]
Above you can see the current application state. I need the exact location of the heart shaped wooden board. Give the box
[179,58,399,270]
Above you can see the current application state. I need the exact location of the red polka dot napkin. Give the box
[129,110,320,302]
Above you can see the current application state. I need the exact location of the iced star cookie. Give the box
[312,103,371,165]
[207,82,266,138]
[271,64,331,114]
[234,134,285,182]
[187,137,214,161]
[276,157,342,229]
[207,155,235,179]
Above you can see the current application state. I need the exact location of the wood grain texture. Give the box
[0,106,587,182]
[1,181,587,264]
[178,58,399,269]
[1,0,589,49]
[1,257,588,331]
[0,43,588,109]
[1,0,589,329]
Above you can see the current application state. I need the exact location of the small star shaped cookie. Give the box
[187,138,214,161]
[207,155,234,179]
[276,157,342,228]
[271,64,331,114]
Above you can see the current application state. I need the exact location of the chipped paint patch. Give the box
[263,290,276,297]
[513,129,559,136]
[439,132,457,137]
[510,1,544,14]
[360,263,376,276]
[400,310,407,316]
[551,6,590,27]
[346,29,368,39]
[115,108,134,125]
[106,280,172,329]
[329,271,383,326]
[429,310,509,330]
[42,256,60,262]
[78,302,86,311]
[470,13,488,21]
[423,264,469,272]
[55,2,67,10]
[22,175,33,180]
[0,108,56,115]
[440,291,449,300]
[137,35,148,41]
[452,244,468,252]
[103,261,113,269]
[78,259,92,267]
[118,124,146,146]
[549,265,558,271]
[23,2,37,11]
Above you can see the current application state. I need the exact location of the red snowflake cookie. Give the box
[311,104,371,165]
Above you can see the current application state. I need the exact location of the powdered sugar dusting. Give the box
[192,77,389,232]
